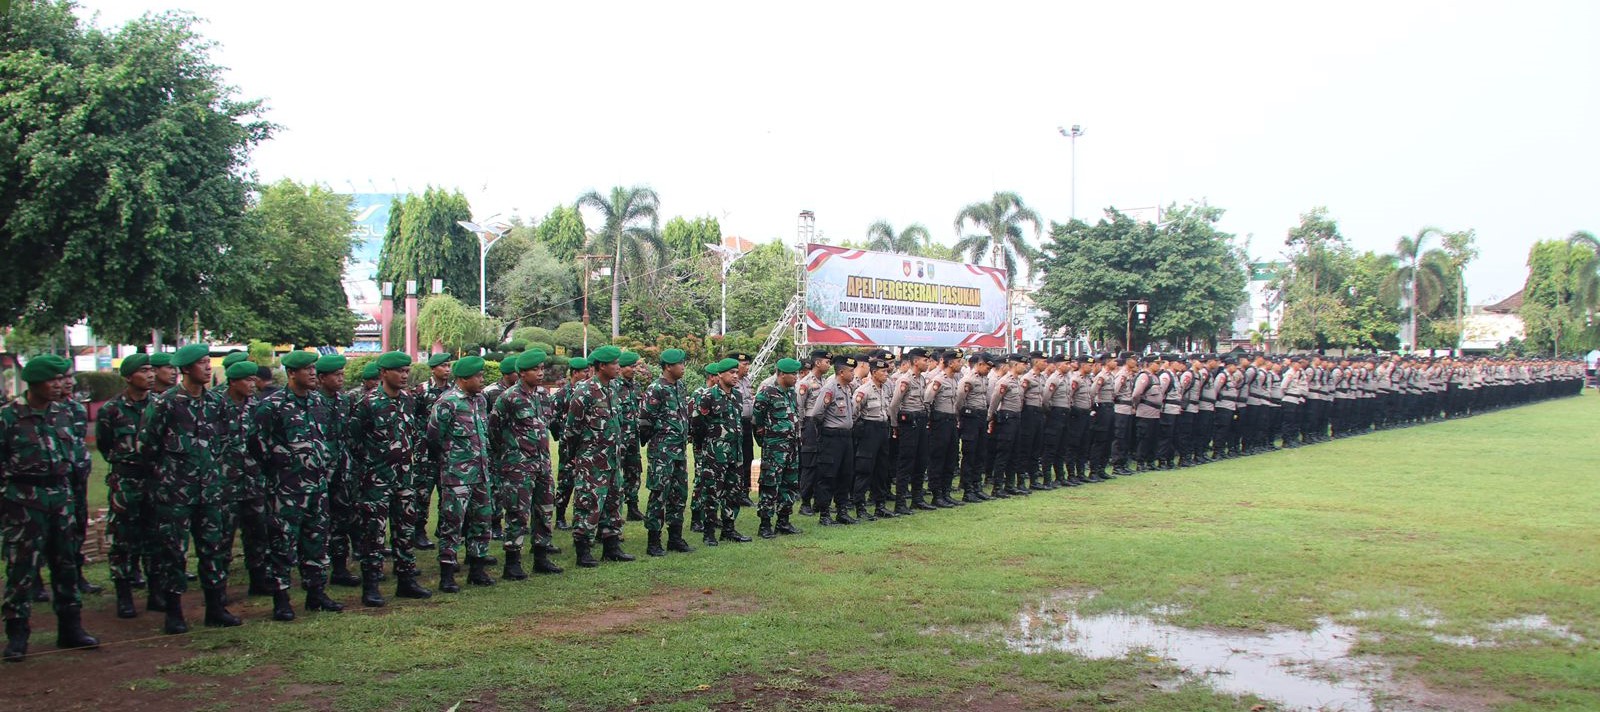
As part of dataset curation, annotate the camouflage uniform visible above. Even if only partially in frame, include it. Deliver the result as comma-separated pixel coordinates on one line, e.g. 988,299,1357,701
217,391,270,587
688,383,714,531
481,377,514,530
94,393,154,584
59,399,92,574
410,379,450,538
490,383,551,554
692,384,742,532
321,388,359,576
140,385,230,595
427,387,492,566
551,383,577,525
1,399,82,621
752,381,800,522
253,388,335,591
639,376,691,534
349,386,421,578
615,376,644,515
563,379,621,545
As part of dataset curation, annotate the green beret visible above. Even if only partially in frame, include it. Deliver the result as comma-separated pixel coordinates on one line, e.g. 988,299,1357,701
427,353,452,368
659,348,687,365
226,361,259,381
39,354,69,371
776,358,802,374
705,361,724,376
717,357,738,372
149,353,173,367
568,357,589,370
221,351,249,367
173,344,210,368
517,349,548,371
281,351,319,370
315,354,347,374
361,361,380,380
501,355,520,374
619,351,640,367
452,356,485,379
375,351,412,370
119,353,151,377
20,359,61,383
589,345,621,364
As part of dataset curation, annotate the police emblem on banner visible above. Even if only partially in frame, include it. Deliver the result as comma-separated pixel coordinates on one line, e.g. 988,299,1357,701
902,260,912,277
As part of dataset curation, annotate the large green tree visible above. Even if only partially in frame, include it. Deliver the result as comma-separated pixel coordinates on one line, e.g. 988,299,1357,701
492,242,579,329
576,185,664,338
1274,208,1357,350
660,215,722,260
1520,237,1599,356
416,293,499,356
865,220,931,255
376,187,476,301
1380,227,1450,350
0,2,271,342
1034,203,1247,349
532,203,586,263
203,180,358,344
953,191,1042,286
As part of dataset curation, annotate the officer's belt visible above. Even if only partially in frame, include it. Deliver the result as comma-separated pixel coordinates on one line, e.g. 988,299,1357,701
897,411,928,421
929,411,957,421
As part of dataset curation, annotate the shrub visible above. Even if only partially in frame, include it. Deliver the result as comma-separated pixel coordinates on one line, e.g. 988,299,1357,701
75,371,124,402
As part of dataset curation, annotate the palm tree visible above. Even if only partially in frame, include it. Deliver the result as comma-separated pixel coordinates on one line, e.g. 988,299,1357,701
1440,230,1479,352
1567,231,1600,344
952,191,1042,286
1381,227,1448,351
865,221,932,255
576,185,664,338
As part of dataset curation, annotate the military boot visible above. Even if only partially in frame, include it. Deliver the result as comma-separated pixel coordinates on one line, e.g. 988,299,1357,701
646,531,667,557
575,538,600,568
3,619,28,662
502,550,528,581
962,487,983,504
626,504,645,522
330,555,360,588
873,502,895,519
306,586,345,612
834,509,857,525
914,492,938,510
775,514,803,535
702,524,720,546
817,511,834,526
271,590,295,621
131,569,147,590
532,547,564,574
54,607,99,650
893,499,913,516
666,525,694,553
203,587,241,627
413,531,435,550
467,557,497,586
758,517,776,539
247,566,273,596
438,563,462,593
395,574,433,599
29,581,48,603
720,523,752,543
114,579,137,619
601,536,637,561
162,591,188,634
361,568,387,607
75,571,102,595
858,504,876,522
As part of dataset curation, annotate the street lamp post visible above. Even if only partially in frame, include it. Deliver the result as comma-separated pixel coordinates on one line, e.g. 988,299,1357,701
706,242,748,336
457,217,511,316
1058,124,1084,221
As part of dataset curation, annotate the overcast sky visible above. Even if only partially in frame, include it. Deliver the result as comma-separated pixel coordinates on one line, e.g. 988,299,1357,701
77,0,1598,303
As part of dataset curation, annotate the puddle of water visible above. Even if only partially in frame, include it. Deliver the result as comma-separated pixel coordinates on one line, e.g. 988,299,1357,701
1008,601,1384,712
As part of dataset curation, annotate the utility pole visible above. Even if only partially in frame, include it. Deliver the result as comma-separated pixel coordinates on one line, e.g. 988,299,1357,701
578,254,611,355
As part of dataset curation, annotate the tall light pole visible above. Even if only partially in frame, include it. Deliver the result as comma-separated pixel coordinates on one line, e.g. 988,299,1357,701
457,216,511,315
706,242,748,336
1058,124,1084,221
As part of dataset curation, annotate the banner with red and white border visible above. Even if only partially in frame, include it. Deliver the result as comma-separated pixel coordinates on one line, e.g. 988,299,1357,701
804,243,1008,347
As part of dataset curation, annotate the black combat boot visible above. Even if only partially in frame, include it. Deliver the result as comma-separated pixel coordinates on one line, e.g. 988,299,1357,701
75,571,102,595
502,550,528,580
306,586,345,612
395,574,433,599
775,514,803,535
601,536,637,561
467,557,496,586
3,619,28,662
666,525,693,553
720,524,752,543
702,523,720,546
858,504,876,522
758,517,776,539
574,538,600,568
438,563,461,593
55,607,99,649
114,579,137,619
834,509,857,525
30,581,48,603
361,568,387,607
646,531,666,557
532,547,564,574
893,499,913,516
330,555,360,587
203,587,241,627
413,531,436,550
874,503,896,519
914,492,938,510
247,566,273,596
131,569,147,590
162,591,188,634
626,504,645,522
817,511,834,527
271,589,295,621
990,484,1009,499
962,488,983,503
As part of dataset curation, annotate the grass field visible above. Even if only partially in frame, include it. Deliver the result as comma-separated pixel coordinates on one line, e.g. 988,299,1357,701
20,391,1600,711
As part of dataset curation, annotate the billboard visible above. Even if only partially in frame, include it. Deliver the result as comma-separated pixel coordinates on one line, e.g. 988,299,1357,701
804,244,1008,348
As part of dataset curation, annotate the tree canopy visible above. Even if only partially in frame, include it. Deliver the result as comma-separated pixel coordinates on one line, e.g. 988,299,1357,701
377,187,476,301
953,191,1041,286
661,215,722,260
1519,237,1599,356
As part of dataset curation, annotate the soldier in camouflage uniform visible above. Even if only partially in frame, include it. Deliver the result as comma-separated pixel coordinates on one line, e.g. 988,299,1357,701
410,353,453,550
564,346,634,567
481,360,518,540
348,352,432,606
616,352,646,522
3,358,98,662
47,357,100,596
753,358,804,539
640,349,692,557
695,357,749,546
552,358,589,530
427,356,496,591
254,350,344,622
489,349,564,578
317,355,363,589
216,361,272,602
140,344,240,632
96,354,155,618
688,361,719,537
360,361,380,392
